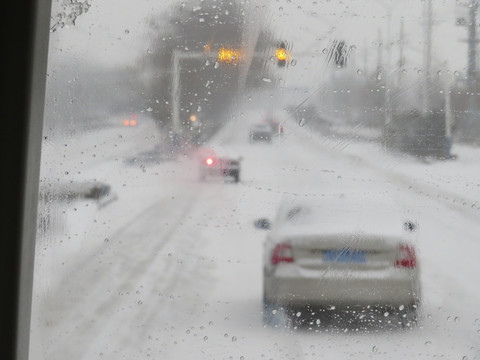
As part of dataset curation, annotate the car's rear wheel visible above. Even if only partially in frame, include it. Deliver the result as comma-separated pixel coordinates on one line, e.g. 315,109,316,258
398,305,419,329
262,289,292,328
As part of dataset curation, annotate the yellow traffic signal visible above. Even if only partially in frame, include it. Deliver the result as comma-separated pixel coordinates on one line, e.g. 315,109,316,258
276,48,288,61
276,42,291,67
217,47,243,64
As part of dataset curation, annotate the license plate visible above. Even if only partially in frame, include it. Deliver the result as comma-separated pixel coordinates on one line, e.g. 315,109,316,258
323,249,366,263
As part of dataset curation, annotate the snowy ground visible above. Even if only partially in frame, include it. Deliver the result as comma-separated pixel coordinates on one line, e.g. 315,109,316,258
30,109,480,360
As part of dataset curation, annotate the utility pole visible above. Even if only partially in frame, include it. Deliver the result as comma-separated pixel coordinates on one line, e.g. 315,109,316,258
363,39,368,76
376,29,383,79
398,18,405,86
456,0,478,136
467,0,478,89
422,0,433,114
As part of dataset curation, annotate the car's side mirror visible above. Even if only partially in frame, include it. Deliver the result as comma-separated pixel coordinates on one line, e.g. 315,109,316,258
254,218,271,230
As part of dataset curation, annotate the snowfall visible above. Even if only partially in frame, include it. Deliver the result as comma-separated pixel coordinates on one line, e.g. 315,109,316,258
29,101,480,360
29,0,480,359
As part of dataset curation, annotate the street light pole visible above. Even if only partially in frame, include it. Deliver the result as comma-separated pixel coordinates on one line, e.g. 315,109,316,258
171,49,207,134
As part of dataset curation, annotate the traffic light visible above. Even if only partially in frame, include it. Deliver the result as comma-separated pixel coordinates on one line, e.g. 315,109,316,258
276,42,290,67
217,46,242,64
334,40,347,68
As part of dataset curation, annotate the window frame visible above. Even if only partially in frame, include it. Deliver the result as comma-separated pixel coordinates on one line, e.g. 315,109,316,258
0,1,51,359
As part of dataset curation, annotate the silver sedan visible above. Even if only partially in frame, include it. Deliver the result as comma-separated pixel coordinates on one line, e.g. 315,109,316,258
257,198,421,330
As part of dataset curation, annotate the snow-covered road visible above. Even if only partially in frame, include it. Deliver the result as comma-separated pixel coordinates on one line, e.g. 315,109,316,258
30,110,480,360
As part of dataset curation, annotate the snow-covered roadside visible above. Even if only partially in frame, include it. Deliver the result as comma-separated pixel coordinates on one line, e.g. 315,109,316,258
294,118,480,213
30,108,480,360
35,115,175,294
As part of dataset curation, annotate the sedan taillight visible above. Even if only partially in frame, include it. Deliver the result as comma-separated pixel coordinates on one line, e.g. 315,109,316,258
271,243,294,265
395,244,417,268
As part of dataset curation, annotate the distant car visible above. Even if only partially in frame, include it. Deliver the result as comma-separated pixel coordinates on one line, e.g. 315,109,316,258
199,155,241,183
265,117,280,133
256,198,421,329
265,118,285,137
249,124,272,143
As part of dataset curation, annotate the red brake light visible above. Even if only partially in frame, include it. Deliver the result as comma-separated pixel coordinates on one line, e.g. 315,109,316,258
271,243,294,265
395,244,417,268
205,157,214,166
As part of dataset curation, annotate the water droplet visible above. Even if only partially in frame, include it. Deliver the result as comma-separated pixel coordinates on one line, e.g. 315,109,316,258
224,333,229,338
399,305,404,311
214,62,220,69
296,312,301,317
232,336,237,342
124,29,129,35
203,336,208,341
186,329,190,334
357,69,362,75
372,346,378,353
291,59,297,66
425,341,432,346
322,48,328,54
299,118,306,127
205,59,210,66
454,70,460,76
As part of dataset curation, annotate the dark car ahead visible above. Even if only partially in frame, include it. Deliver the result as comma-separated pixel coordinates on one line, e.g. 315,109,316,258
249,124,272,143
199,155,241,183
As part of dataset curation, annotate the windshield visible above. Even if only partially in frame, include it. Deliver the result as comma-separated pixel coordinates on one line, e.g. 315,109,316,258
31,0,480,359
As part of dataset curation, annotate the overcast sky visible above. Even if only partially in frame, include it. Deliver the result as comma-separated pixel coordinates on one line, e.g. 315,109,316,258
48,0,470,82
